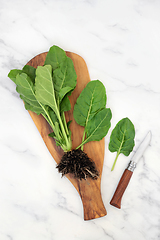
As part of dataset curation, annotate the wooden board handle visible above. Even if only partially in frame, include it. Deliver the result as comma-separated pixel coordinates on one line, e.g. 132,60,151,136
77,177,107,220
110,169,133,209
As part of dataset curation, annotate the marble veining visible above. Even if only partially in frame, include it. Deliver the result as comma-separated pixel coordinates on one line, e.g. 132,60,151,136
0,0,160,239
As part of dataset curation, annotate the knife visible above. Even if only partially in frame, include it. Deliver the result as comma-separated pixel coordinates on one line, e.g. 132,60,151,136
110,131,152,209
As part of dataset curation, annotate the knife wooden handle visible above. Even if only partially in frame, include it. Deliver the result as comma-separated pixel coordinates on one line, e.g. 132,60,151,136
110,169,133,209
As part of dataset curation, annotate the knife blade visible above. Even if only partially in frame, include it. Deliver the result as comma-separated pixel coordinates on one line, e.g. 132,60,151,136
110,131,152,209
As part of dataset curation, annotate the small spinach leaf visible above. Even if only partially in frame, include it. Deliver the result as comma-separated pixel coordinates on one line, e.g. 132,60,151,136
8,69,22,84
60,94,71,112
22,65,36,83
109,117,135,171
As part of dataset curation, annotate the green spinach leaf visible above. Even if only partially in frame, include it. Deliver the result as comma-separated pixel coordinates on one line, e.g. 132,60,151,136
60,93,72,112
8,69,22,84
78,108,112,147
109,117,135,171
22,65,36,83
16,73,46,115
44,45,67,70
53,56,77,107
35,65,58,112
74,80,107,126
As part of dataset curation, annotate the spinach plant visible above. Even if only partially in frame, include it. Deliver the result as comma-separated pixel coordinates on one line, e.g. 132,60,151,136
109,117,135,171
8,44,135,179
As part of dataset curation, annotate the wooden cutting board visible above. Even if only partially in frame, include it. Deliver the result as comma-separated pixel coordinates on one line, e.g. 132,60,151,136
27,51,107,220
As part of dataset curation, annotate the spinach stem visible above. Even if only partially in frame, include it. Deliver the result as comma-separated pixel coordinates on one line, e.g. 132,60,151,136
81,131,86,151
111,133,125,171
42,113,53,129
111,152,119,171
62,112,69,135
46,114,55,131
76,140,86,150
40,105,56,132
57,110,71,151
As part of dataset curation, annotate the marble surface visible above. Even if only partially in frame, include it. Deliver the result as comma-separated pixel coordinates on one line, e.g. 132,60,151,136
0,0,160,239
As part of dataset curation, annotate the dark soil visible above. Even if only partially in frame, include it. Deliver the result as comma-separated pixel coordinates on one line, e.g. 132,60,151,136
56,149,99,180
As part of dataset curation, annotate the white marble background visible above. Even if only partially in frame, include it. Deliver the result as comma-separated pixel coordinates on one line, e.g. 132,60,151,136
0,0,160,239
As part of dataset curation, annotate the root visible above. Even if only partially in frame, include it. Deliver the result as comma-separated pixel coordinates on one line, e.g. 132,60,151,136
56,149,99,180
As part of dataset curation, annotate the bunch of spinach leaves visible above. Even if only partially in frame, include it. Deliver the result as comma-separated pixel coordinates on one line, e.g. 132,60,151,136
8,45,77,152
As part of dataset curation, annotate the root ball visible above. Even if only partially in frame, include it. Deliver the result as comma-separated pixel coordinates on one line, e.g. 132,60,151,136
56,149,99,180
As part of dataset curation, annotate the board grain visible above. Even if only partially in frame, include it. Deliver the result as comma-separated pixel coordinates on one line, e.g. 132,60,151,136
27,51,107,220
